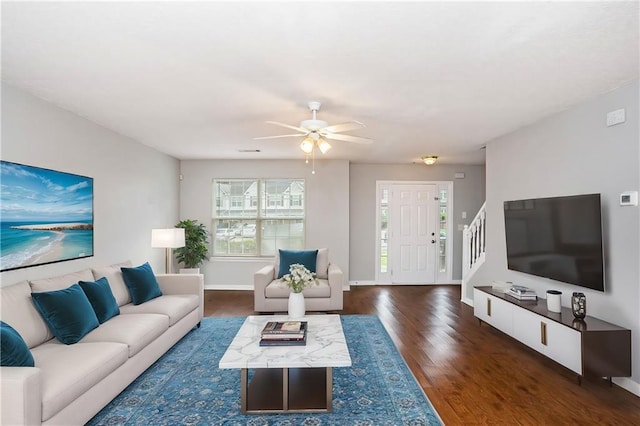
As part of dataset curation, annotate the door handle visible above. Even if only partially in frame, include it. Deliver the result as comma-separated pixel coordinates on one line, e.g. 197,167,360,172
431,240,436,243
487,298,492,317
540,322,547,346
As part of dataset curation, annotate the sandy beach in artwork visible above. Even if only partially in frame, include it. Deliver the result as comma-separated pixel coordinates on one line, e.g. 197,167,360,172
11,223,93,231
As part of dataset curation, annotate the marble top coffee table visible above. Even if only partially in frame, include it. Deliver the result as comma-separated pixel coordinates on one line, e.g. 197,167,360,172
219,314,351,413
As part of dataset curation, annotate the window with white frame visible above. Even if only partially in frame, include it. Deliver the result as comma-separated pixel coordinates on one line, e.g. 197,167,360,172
213,179,305,256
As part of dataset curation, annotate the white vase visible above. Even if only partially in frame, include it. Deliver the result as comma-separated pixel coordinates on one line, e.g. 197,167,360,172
288,292,305,319
179,268,200,274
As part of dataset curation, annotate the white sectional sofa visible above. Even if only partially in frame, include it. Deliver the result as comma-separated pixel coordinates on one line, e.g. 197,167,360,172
0,261,204,425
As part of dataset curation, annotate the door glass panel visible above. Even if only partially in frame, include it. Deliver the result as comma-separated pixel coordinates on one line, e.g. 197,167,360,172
439,189,448,273
380,189,389,273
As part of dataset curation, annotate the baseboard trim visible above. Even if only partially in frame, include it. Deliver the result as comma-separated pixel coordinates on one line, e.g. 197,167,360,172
349,280,377,286
461,296,474,307
205,284,253,291
613,377,640,397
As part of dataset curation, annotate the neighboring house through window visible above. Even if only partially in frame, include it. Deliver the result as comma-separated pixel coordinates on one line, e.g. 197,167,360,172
213,179,305,256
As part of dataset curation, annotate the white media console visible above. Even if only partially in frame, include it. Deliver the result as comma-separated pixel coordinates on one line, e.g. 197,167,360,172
473,286,631,385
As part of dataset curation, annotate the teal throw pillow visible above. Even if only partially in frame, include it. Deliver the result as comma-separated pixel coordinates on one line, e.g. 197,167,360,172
79,277,120,323
278,249,318,279
121,262,162,305
31,284,100,345
0,321,35,367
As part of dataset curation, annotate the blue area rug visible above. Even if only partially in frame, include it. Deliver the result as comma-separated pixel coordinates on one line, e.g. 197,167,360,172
88,315,442,425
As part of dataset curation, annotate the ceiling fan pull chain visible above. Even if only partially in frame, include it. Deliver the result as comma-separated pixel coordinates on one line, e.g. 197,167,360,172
311,147,316,174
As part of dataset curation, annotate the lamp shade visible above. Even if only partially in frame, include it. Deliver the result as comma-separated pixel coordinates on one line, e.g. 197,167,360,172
151,228,185,248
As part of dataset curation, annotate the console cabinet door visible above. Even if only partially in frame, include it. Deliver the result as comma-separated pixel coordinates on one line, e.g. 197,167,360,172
511,307,546,353
544,320,582,374
473,289,512,335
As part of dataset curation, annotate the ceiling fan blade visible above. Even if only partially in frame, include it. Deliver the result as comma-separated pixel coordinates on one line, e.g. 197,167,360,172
265,121,309,133
323,132,373,144
253,133,306,140
321,121,365,134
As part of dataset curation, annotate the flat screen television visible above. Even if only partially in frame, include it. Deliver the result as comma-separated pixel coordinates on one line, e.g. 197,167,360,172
503,193,604,291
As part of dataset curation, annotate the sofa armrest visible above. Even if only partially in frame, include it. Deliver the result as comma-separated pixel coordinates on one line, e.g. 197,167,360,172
327,263,344,310
156,274,204,321
1,366,42,426
254,265,275,312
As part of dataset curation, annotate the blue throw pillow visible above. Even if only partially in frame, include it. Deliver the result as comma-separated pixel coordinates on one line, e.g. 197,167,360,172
31,284,100,345
278,249,319,279
0,321,35,367
79,277,120,323
121,262,162,305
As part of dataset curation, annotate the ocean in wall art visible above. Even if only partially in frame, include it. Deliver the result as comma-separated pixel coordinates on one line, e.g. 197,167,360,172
1,161,94,272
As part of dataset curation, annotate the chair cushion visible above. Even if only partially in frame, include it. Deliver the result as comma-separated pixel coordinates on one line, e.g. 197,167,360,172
265,278,331,299
32,340,128,422
119,294,199,326
92,261,133,306
79,277,120,323
80,313,168,357
121,262,162,305
277,249,318,278
0,280,53,348
31,284,100,345
0,321,35,367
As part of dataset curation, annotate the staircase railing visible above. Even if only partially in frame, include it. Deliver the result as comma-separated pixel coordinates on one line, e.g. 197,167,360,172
462,201,486,292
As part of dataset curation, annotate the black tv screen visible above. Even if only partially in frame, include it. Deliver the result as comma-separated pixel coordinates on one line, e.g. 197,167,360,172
504,194,604,291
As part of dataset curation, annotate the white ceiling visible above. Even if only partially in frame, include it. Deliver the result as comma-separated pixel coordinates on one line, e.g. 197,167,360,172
2,1,638,165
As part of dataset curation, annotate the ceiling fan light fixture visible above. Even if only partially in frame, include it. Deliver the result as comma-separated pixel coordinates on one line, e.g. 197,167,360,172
318,139,332,154
422,156,438,165
300,137,314,154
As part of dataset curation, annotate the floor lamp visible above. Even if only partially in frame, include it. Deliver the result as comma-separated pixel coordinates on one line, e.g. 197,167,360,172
151,228,185,273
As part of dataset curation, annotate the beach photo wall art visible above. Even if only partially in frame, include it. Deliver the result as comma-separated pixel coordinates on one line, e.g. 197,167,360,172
1,161,94,272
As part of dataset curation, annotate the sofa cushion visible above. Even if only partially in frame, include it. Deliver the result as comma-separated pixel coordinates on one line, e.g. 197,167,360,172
121,262,162,305
0,321,35,367
79,277,120,323
80,313,168,357
29,269,94,293
119,294,199,326
31,340,128,422
31,284,100,345
316,248,329,279
277,249,318,278
265,278,331,299
92,261,133,307
0,280,53,347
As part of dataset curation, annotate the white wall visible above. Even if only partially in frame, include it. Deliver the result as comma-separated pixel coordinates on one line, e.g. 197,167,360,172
349,163,486,281
1,84,180,286
470,80,639,391
179,159,350,289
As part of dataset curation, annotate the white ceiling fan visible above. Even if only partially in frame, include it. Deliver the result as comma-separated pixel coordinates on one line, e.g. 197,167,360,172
254,101,372,155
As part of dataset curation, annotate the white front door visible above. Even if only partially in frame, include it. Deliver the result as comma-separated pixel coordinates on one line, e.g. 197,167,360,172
389,184,438,284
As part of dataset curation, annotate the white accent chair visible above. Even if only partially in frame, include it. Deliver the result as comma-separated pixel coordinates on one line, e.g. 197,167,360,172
254,248,344,312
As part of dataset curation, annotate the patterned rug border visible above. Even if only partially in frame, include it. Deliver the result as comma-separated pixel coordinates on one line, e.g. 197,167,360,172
88,314,443,425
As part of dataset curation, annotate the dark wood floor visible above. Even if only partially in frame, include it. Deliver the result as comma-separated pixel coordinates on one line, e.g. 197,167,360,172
205,285,640,425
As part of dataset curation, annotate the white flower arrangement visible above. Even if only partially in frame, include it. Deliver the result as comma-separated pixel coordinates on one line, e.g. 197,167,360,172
282,263,317,293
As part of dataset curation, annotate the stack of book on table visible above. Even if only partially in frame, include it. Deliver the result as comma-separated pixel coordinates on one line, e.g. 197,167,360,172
259,320,308,346
507,285,537,301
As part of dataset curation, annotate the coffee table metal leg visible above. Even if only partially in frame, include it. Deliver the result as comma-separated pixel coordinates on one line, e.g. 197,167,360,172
282,368,289,411
326,367,333,412
240,368,248,414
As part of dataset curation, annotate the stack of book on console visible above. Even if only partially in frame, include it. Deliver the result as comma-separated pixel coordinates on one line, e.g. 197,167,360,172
507,285,537,301
259,320,308,346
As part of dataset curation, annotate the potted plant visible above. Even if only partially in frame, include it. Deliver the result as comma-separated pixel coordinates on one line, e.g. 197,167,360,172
174,219,210,273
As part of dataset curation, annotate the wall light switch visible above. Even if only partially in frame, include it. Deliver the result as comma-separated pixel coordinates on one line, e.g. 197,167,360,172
462,211,467,219
607,109,626,127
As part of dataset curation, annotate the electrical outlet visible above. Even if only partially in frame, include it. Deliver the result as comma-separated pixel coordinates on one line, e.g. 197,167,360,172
606,109,625,127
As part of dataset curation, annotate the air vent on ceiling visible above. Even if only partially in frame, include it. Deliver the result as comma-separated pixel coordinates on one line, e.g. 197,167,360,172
238,149,261,153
